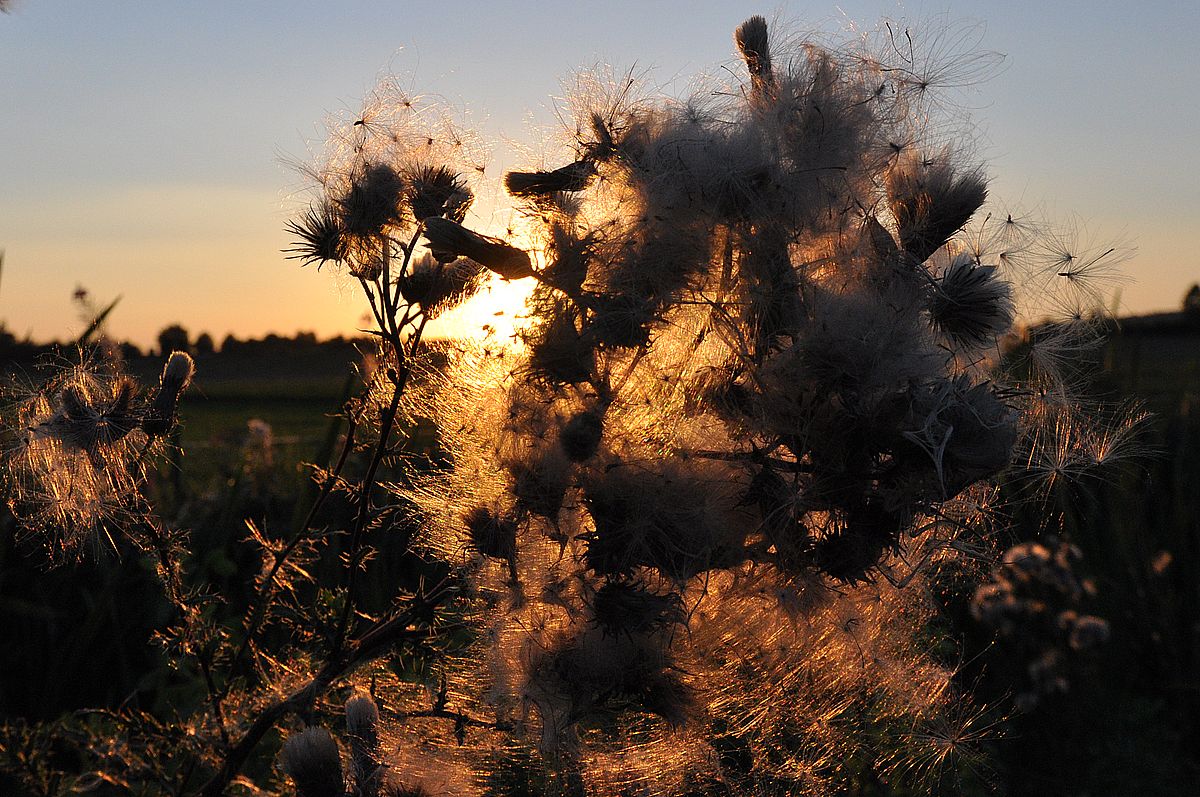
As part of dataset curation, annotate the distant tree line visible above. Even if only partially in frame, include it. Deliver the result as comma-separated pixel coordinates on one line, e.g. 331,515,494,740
0,323,370,365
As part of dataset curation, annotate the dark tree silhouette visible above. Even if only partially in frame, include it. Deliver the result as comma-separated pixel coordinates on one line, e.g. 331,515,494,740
194,332,215,355
156,324,190,356
1183,284,1200,315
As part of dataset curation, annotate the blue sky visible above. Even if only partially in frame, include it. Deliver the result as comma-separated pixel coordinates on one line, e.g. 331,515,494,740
1,0,1197,347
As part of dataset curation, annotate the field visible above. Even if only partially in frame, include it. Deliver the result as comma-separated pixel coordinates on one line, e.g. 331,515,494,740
5,327,1198,794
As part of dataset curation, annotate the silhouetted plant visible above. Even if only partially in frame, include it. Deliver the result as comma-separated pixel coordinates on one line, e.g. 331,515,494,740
0,12,1143,797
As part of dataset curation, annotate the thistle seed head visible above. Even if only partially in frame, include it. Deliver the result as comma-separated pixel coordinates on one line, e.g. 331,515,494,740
591,580,685,636
540,222,593,296
509,448,571,520
465,506,517,561
901,377,1017,499
930,254,1014,347
582,293,654,349
558,409,604,462
339,162,407,237
399,254,486,318
280,727,345,797
284,201,346,268
887,153,988,264
407,164,472,222
525,303,594,385
40,378,140,453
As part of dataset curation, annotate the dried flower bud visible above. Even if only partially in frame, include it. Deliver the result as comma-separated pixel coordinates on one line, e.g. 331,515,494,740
281,727,345,797
735,15,774,94
142,351,195,437
505,160,595,197
161,351,195,395
421,217,533,279
528,630,694,734
887,154,988,263
581,462,749,580
346,693,383,797
465,507,517,561
930,254,1014,347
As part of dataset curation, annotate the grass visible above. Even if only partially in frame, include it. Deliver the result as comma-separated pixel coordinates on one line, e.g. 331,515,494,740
175,395,345,485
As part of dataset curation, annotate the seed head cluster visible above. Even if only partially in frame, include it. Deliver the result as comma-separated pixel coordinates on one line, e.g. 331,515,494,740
3,352,194,558
357,15,1137,794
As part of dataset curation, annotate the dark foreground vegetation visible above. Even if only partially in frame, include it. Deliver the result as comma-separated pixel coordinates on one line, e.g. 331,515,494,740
1,322,1197,795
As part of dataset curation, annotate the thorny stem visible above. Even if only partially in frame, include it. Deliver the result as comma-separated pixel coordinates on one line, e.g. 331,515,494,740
360,281,389,334
195,580,458,797
381,236,394,324
134,517,235,752
390,228,426,312
220,409,359,697
334,311,431,653
197,654,232,751
207,221,432,787
183,227,442,794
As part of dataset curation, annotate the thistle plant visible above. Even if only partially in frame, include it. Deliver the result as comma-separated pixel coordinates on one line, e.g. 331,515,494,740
371,15,1137,794
4,351,194,559
0,12,1143,797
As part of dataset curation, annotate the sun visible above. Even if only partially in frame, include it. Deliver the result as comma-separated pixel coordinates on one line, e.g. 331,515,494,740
426,272,535,342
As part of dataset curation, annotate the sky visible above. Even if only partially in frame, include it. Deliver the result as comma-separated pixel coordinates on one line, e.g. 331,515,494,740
1,0,1197,349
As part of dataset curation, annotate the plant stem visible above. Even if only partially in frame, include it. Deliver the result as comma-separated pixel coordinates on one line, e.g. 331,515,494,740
195,581,455,797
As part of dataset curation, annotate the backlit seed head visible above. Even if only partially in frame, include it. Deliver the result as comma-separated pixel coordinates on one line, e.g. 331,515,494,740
284,201,346,268
407,164,473,222
929,254,1014,348
399,255,486,319
558,410,604,462
280,727,345,797
887,153,989,264
339,162,407,237
465,506,517,561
